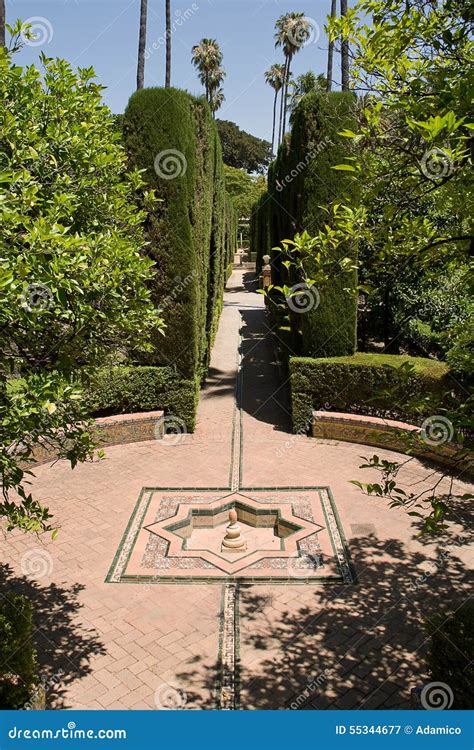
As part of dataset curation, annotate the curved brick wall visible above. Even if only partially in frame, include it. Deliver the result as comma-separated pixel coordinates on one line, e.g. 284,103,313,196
28,411,165,468
312,411,474,477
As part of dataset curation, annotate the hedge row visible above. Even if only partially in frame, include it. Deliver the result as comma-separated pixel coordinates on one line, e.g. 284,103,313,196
123,88,237,387
250,92,359,357
87,366,199,431
289,353,451,433
0,594,37,709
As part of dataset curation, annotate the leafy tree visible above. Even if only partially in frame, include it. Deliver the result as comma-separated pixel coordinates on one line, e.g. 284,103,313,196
0,46,163,533
224,166,266,218
137,0,148,89
216,119,272,173
324,0,473,533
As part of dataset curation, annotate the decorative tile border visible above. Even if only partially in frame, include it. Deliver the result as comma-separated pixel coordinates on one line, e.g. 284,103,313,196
106,487,355,585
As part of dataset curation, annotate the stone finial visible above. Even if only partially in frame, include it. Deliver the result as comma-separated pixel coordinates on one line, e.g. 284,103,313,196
221,507,247,553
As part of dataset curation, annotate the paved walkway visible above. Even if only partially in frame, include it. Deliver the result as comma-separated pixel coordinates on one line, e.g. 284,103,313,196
1,270,472,710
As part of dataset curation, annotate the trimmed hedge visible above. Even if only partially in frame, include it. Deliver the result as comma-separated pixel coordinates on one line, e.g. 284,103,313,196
0,594,37,709
289,353,451,433
87,366,198,431
425,601,473,709
250,92,359,356
123,88,236,383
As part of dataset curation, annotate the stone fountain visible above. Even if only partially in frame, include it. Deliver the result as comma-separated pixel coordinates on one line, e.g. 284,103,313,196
221,508,247,553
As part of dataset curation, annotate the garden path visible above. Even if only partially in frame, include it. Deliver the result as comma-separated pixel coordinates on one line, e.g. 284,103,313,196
1,270,472,710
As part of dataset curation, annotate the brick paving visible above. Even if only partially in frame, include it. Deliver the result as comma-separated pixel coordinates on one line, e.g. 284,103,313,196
1,270,472,710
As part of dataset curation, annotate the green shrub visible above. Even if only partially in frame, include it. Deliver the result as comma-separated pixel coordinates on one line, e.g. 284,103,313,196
251,92,359,356
404,319,442,356
424,601,473,709
0,594,37,709
289,353,451,433
87,366,198,431
123,88,236,382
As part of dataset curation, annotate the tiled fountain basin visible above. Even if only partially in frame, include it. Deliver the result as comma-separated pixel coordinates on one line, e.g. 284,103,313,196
107,488,354,583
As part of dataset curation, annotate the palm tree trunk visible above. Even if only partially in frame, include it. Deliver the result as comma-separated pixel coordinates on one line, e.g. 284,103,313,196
282,54,292,138
0,0,6,48
278,57,288,147
271,88,278,154
340,0,350,91
165,0,171,87
136,0,148,90
326,0,337,91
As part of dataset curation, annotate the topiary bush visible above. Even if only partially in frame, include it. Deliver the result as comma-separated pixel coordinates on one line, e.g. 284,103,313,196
86,366,198,431
289,353,452,433
251,92,359,357
424,601,473,709
123,88,236,384
0,594,37,709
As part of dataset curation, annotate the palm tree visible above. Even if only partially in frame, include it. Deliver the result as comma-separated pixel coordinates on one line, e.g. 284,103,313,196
289,71,327,112
326,0,337,91
0,0,6,48
264,64,285,154
340,0,350,91
209,88,225,116
165,0,171,87
191,39,225,106
274,12,311,144
136,0,148,90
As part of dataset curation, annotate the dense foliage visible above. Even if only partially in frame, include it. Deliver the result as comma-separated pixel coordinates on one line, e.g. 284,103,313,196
123,87,237,385
224,166,266,218
0,49,162,532
87,366,198,430
424,600,473,709
216,119,272,173
289,354,451,433
252,92,360,357
0,594,37,709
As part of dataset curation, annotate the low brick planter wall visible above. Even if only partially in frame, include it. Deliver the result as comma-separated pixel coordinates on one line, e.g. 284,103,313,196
312,411,474,477
28,411,165,467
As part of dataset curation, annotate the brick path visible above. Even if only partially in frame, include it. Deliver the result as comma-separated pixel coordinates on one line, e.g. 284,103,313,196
1,270,472,710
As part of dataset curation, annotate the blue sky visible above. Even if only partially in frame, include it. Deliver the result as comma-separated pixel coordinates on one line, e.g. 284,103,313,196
7,0,343,143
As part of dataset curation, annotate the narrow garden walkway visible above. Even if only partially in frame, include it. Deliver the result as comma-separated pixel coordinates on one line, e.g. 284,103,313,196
2,270,472,710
